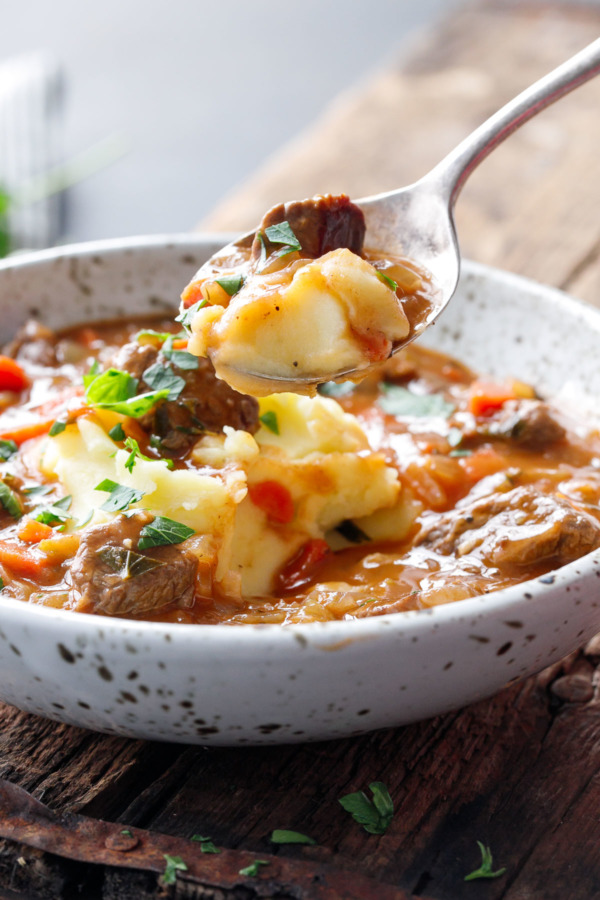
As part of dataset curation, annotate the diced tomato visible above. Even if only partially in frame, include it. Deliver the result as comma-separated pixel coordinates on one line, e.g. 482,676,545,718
276,539,331,593
0,356,29,392
17,518,54,544
248,480,295,524
468,381,518,417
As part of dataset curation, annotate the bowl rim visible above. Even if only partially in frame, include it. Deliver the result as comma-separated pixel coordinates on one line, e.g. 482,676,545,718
1,234,599,647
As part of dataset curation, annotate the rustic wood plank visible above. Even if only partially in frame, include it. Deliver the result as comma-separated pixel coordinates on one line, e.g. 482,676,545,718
201,2,600,307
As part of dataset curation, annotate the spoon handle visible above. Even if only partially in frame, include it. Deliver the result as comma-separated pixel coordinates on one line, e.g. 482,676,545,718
428,37,600,206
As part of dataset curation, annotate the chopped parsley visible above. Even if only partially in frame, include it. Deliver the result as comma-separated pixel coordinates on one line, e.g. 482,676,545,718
464,842,506,882
165,349,198,371
142,362,185,401
256,231,268,271
270,830,316,846
121,829,133,837
176,299,208,333
318,381,355,398
339,782,394,835
85,367,170,418
259,411,279,435
95,479,145,513
122,437,174,473
378,384,455,419
49,420,67,437
376,271,399,291
0,481,22,520
336,520,370,544
134,328,172,344
98,546,164,579
238,860,269,878
450,449,472,458
447,427,463,448
0,439,18,461
191,834,220,853
138,515,195,550
23,484,53,499
108,423,126,442
264,221,302,253
215,274,244,296
82,358,101,388
162,854,188,885
33,494,72,527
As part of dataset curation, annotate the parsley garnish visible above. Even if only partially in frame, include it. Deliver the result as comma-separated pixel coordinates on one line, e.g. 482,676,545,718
23,484,53,499
49,420,67,437
138,516,195,550
122,436,173,472
134,328,172,344
191,834,220,853
0,439,17,461
162,854,188,885
108,423,126,442
165,349,198,371
142,362,185,401
33,494,72,527
464,842,506,882
95,479,145,513
339,782,394,835
176,299,208,333
270,830,316,845
121,829,133,837
85,367,170,418
215,274,244,296
259,411,279,435
98,546,164,579
318,381,355,398
82,358,101,388
378,384,455,419
450,449,472,458
264,221,302,253
239,860,269,878
256,232,268,271
0,481,22,519
336,520,370,544
447,427,463,448
376,271,398,291
0,575,4,590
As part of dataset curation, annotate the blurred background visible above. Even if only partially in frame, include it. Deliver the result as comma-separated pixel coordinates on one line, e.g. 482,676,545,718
0,0,462,253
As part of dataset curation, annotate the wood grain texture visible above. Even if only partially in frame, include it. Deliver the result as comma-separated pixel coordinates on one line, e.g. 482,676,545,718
201,2,600,307
2,3,600,898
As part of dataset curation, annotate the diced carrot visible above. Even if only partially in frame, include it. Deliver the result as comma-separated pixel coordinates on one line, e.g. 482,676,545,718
77,327,99,347
181,280,205,308
0,420,54,445
0,540,51,577
468,381,518,417
248,480,295,524
0,356,29,392
460,446,506,482
171,338,189,350
17,517,54,544
276,539,331,593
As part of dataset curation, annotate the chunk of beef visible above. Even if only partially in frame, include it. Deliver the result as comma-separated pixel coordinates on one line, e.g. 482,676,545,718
111,341,259,452
491,400,566,449
417,486,600,568
70,511,198,616
251,194,366,262
4,319,57,367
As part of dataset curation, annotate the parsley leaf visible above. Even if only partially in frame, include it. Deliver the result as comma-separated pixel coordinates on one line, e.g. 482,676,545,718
447,427,463,448
49,420,67,437
336,520,370,544
0,439,18,461
23,484,53,499
256,232,268,271
339,781,394,835
239,860,269,878
265,221,302,252
134,328,172,344
318,381,355,398
33,494,72,526
85,367,170,418
464,842,506,882
215,274,244,296
376,271,399,291
108,423,126,442
162,854,187,885
98,546,165,579
0,575,4,590
378,384,455,419
95,479,145,513
0,481,22,519
176,299,208,333
82,358,101,388
259,411,279,435
138,516,195,550
191,834,220,853
166,349,199,370
142,362,185,401
122,436,173,472
270,830,316,845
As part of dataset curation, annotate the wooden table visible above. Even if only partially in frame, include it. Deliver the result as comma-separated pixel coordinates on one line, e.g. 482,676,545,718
1,4,600,898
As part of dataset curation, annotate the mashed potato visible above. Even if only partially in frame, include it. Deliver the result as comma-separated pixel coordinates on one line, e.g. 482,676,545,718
40,394,404,597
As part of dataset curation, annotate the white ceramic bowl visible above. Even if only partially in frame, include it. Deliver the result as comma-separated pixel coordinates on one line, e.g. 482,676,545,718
0,236,599,746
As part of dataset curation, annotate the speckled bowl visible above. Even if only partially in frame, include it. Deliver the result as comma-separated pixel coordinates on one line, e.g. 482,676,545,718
0,236,598,746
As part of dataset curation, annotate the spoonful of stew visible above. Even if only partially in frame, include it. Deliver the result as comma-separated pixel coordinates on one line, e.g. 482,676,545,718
181,38,600,396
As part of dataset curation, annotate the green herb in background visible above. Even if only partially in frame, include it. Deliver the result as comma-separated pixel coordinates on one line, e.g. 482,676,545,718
162,854,188,885
270,829,316,845
339,781,394,835
0,481,22,520
191,834,220,853
464,842,506,882
239,860,269,878
0,439,18,461
378,384,455,419
0,189,11,258
318,381,355,399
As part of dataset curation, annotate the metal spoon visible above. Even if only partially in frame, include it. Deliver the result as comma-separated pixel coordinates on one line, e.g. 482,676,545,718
199,38,600,391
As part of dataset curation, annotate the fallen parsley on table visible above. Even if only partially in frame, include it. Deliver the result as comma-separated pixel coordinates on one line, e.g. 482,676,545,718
339,781,394,835
239,859,269,878
162,853,188,885
270,829,316,845
464,841,506,881
191,834,220,854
